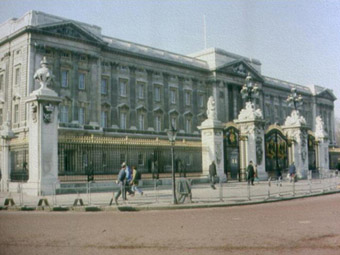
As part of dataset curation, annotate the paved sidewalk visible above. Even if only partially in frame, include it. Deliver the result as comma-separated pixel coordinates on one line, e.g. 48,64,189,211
0,177,339,212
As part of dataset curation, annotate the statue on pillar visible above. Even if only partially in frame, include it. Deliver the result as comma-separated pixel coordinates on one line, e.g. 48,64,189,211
315,116,327,139
207,96,217,120
33,57,54,90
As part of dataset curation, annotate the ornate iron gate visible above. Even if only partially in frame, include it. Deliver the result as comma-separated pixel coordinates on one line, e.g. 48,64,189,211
308,134,316,171
265,129,288,175
224,126,240,180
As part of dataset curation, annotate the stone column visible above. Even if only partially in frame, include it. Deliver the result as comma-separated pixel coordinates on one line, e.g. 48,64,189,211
198,96,225,180
235,102,267,181
0,119,15,191
315,116,329,173
282,110,309,178
24,57,61,196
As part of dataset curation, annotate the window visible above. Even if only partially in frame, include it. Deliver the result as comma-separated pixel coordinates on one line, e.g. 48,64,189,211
138,153,144,166
138,82,145,99
101,78,108,95
154,86,161,102
78,107,85,125
101,111,107,128
0,109,3,125
171,116,177,130
78,73,85,90
185,91,191,106
62,51,70,58
199,94,204,107
15,67,20,86
120,112,127,129
60,105,69,123
14,104,19,123
170,89,176,104
138,114,144,131
119,78,128,97
185,118,192,133
0,73,4,91
155,115,161,132
61,70,69,88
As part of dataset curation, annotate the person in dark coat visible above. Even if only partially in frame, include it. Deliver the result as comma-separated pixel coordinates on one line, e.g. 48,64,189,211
114,163,127,205
289,162,296,182
247,160,255,185
209,161,217,189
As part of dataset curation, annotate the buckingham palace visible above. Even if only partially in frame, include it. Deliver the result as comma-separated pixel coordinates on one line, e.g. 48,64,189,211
0,10,337,185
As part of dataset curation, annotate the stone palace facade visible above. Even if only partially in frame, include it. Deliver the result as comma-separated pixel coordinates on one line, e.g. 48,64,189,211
0,11,336,182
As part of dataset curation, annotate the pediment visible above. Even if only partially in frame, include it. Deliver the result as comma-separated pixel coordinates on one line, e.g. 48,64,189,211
317,89,336,101
37,22,105,45
216,60,263,82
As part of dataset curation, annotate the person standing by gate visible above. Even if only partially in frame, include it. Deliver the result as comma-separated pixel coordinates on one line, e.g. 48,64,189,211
289,162,296,183
130,166,143,195
247,160,255,185
209,161,217,189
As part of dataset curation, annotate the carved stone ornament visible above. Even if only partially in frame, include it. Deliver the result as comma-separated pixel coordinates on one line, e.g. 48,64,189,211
315,116,327,139
237,102,263,122
34,57,54,90
31,102,38,123
284,110,306,127
207,96,217,120
43,103,54,124
256,136,263,165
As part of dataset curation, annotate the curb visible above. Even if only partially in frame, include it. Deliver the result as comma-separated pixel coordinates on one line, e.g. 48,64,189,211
1,190,339,212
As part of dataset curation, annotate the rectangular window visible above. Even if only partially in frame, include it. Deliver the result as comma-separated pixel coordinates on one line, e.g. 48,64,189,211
154,86,161,102
199,94,204,107
170,89,176,104
155,115,161,132
171,117,177,130
15,67,20,86
185,91,191,106
14,104,19,123
0,109,3,125
61,70,69,88
101,111,107,128
185,118,191,133
78,73,85,90
78,107,85,125
138,114,144,131
101,78,108,95
0,73,4,91
138,153,144,166
138,82,145,99
120,112,126,129
119,78,127,97
60,105,69,123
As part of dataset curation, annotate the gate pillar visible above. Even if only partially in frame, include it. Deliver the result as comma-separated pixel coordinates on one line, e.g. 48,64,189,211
24,57,61,196
283,110,309,178
315,116,329,173
0,117,15,191
198,96,226,181
235,102,266,181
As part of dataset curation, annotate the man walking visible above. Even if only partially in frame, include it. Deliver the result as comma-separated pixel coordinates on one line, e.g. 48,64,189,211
247,160,255,185
209,161,217,189
114,162,127,205
289,162,296,183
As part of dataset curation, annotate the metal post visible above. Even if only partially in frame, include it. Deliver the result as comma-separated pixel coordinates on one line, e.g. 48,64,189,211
219,179,223,202
19,183,23,206
292,179,295,196
267,177,271,199
171,145,177,204
247,183,251,200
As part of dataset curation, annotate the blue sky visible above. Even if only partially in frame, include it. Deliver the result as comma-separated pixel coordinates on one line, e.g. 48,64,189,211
1,0,339,117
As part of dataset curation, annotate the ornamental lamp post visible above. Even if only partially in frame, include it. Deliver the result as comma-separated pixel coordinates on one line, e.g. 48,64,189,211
240,73,260,103
167,124,178,205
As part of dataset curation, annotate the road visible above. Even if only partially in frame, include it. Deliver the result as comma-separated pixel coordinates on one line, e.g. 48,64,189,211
0,194,339,255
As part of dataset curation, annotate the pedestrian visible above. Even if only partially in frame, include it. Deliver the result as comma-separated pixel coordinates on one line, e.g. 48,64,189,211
289,162,296,183
209,161,217,189
124,163,134,197
247,160,255,185
114,162,127,205
276,164,282,186
130,166,143,195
